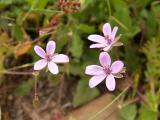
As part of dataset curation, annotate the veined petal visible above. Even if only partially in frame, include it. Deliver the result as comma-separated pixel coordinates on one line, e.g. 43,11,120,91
48,62,59,74
90,43,106,48
34,45,46,58
111,60,124,74
52,54,69,63
99,52,111,67
103,45,112,51
103,23,111,36
34,59,47,70
106,74,116,91
89,74,106,88
85,65,104,76
88,35,106,44
111,26,118,40
46,41,56,55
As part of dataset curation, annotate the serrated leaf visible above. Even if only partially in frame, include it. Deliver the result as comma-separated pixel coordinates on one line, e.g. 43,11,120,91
73,79,99,107
120,104,137,120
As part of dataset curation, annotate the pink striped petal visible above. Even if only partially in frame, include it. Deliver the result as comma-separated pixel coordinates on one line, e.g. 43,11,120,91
111,61,124,74
106,74,116,91
46,41,56,55
111,26,118,40
48,62,59,74
103,23,111,36
34,59,47,70
88,35,106,44
52,54,69,63
90,44,106,48
85,65,104,76
34,45,46,58
99,52,111,67
89,75,106,88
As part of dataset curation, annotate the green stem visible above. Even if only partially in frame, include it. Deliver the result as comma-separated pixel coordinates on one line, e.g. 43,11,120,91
21,0,39,24
107,0,111,17
31,9,62,14
87,85,130,120
110,16,129,31
0,70,34,75
8,63,34,70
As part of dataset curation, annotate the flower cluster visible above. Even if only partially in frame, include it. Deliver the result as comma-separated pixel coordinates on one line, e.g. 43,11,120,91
85,23,124,91
33,22,124,92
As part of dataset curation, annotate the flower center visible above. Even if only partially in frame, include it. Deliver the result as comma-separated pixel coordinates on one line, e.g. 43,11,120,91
103,66,111,75
104,35,112,45
45,54,52,62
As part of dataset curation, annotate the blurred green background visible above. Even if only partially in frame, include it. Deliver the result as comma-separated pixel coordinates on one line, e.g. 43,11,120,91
0,0,160,120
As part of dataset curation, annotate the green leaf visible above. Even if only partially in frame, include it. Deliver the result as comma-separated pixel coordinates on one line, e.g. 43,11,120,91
73,79,99,107
138,104,158,120
77,24,95,33
26,0,48,9
124,42,140,73
69,61,84,76
136,0,152,8
15,78,34,96
11,25,24,41
70,34,84,58
0,0,12,10
120,104,137,120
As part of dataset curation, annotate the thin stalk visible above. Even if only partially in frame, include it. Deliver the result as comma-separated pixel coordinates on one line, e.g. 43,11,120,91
21,0,39,24
107,0,111,17
8,63,34,70
87,85,130,120
1,70,34,75
110,16,129,31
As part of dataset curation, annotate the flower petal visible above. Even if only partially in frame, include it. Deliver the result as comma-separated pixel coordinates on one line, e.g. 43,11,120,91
46,41,56,55
89,75,106,88
106,74,116,91
111,26,118,40
103,23,111,36
85,65,104,76
99,52,111,67
111,60,124,74
52,54,69,63
48,62,59,74
34,45,46,58
103,45,112,51
34,59,47,70
90,43,106,48
88,35,106,44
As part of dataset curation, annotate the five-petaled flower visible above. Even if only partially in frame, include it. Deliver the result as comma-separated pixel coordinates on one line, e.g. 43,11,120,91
34,41,69,74
85,52,124,91
88,23,118,51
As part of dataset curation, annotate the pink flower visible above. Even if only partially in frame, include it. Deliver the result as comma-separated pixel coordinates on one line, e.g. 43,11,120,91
85,52,124,91
34,41,69,74
88,23,118,51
